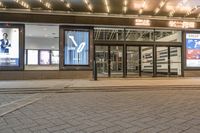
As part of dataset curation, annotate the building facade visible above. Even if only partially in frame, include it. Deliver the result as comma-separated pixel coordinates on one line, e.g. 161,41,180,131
0,12,200,79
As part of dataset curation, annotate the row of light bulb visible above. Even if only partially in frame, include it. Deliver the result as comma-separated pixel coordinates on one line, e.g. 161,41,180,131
15,0,29,9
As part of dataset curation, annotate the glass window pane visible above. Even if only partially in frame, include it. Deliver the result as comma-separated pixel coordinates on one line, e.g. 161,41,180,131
125,29,154,41
141,46,153,77
170,47,182,76
25,24,59,70
27,50,38,65
155,30,182,42
94,28,124,41
64,30,89,65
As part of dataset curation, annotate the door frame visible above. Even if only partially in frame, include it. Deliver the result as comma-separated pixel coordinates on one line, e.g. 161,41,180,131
95,44,124,78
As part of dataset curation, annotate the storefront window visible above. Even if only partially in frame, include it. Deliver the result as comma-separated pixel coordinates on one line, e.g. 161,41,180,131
125,29,154,41
94,28,124,41
25,24,59,70
155,30,182,42
64,30,89,65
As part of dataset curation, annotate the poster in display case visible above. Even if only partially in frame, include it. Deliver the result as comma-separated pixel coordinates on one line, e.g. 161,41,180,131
27,50,38,65
0,28,19,66
40,50,50,65
51,50,59,64
186,33,200,67
64,30,89,65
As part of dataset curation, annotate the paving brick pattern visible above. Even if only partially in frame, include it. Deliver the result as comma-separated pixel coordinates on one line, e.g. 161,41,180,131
1,90,200,133
0,94,29,106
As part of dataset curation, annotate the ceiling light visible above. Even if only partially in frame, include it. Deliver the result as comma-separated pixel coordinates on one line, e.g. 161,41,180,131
123,0,128,13
66,3,70,8
15,0,30,9
104,0,110,13
83,0,93,11
0,2,4,7
38,0,52,9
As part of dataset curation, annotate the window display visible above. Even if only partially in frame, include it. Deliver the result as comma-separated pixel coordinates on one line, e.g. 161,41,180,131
51,50,59,64
40,50,50,65
27,50,38,65
186,33,200,67
64,30,89,65
0,28,19,66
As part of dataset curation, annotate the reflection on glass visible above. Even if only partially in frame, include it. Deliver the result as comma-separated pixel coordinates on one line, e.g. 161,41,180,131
127,46,139,77
155,30,182,42
27,50,38,65
156,47,168,76
141,47,153,77
110,46,123,77
40,51,50,65
125,29,154,41
95,46,108,77
94,28,124,41
51,51,59,64
170,47,182,76
64,31,89,65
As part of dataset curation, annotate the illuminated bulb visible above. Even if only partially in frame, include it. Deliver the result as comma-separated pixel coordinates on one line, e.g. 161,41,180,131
142,0,146,8
88,4,92,11
139,9,143,14
107,6,110,12
66,3,70,8
123,6,127,12
155,8,160,14
105,0,108,6
124,0,127,5
159,1,165,7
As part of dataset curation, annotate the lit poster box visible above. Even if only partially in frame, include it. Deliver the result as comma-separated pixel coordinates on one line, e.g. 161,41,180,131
64,30,89,65
27,50,38,65
40,50,50,65
186,33,200,67
0,28,19,66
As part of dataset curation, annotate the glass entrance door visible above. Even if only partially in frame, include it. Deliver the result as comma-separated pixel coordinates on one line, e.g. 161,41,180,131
170,47,182,76
141,46,153,77
127,46,139,77
156,47,169,76
110,46,123,77
95,46,108,77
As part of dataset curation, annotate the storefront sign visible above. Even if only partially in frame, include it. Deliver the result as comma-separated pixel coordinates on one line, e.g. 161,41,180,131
169,21,195,28
186,33,200,67
0,28,19,66
135,19,150,26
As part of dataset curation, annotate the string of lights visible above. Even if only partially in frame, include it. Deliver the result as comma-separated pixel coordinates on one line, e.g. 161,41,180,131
123,0,128,13
83,0,93,12
154,0,167,14
15,0,30,9
104,0,110,13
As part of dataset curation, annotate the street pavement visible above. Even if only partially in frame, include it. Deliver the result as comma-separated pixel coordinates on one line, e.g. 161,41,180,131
1,90,200,133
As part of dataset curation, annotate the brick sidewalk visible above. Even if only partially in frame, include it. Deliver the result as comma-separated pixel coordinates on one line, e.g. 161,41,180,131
1,90,200,133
